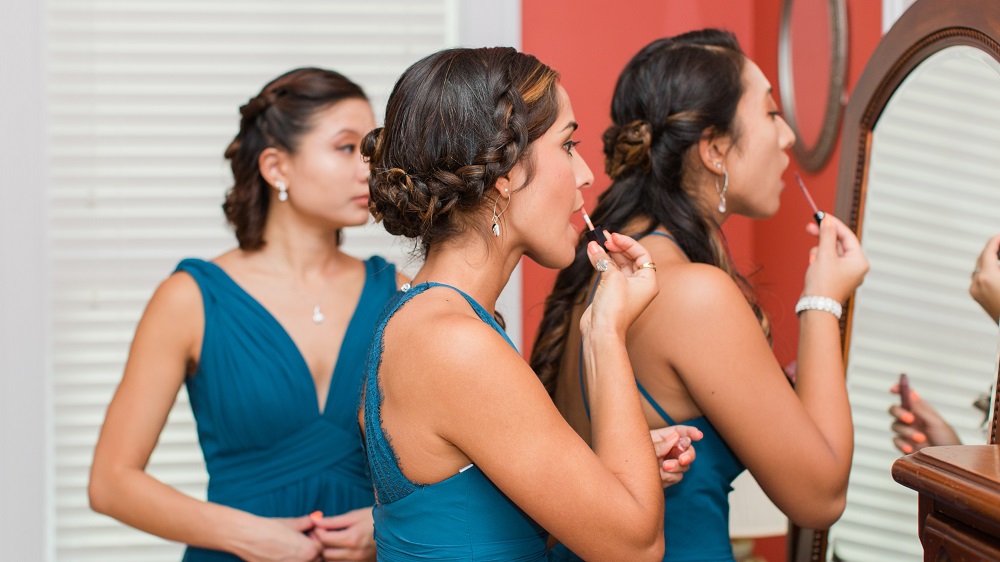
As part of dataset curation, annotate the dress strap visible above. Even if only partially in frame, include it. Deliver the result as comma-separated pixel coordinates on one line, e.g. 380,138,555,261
635,380,677,425
646,230,679,245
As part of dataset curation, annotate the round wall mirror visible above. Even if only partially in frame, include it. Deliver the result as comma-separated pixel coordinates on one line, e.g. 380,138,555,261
778,0,847,171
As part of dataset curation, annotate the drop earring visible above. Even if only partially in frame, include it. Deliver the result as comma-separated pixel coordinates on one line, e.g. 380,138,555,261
491,189,510,237
713,164,728,213
275,180,288,202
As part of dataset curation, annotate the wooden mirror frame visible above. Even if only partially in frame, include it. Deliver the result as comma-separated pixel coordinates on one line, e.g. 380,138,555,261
788,1,1000,560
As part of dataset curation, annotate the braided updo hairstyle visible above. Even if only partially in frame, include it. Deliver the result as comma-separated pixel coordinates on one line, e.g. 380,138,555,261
223,67,367,250
531,29,771,395
362,47,560,257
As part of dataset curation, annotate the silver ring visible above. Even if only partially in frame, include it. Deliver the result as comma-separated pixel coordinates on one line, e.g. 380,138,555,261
595,259,610,272
638,262,657,271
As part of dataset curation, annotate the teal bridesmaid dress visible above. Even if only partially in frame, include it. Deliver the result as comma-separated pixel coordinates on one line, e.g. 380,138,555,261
361,282,549,561
175,255,397,561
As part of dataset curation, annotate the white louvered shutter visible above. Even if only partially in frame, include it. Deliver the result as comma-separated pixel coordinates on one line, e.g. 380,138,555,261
47,2,459,560
827,46,1000,561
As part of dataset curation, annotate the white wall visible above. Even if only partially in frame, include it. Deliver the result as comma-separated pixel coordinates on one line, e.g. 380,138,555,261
0,0,49,559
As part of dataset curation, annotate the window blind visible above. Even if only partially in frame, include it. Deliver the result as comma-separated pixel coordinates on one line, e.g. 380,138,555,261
47,2,458,559
827,47,1000,561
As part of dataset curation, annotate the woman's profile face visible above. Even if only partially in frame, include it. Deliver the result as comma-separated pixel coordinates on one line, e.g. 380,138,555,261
281,98,376,229
506,83,594,269
723,59,796,219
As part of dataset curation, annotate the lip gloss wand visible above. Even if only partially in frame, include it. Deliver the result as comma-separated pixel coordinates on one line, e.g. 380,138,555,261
794,172,825,226
580,205,608,251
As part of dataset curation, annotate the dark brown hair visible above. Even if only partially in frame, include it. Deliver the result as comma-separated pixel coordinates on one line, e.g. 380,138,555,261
361,47,560,257
223,67,367,250
531,29,771,395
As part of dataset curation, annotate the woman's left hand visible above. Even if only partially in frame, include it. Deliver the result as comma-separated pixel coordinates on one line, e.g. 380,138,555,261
650,425,703,487
308,508,376,562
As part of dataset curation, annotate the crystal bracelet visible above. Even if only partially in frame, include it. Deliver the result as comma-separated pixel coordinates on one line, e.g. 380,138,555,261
795,296,843,320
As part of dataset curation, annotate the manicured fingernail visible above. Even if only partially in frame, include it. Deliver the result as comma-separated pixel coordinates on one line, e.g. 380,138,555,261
902,444,913,454
911,390,920,401
913,432,926,443
901,412,914,424
678,437,691,451
310,511,323,521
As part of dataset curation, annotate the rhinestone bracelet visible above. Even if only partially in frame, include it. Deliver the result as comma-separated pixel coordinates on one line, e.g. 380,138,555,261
795,296,843,320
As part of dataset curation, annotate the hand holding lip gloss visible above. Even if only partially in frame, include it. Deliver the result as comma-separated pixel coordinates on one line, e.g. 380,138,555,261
580,205,608,251
898,373,912,411
795,172,825,226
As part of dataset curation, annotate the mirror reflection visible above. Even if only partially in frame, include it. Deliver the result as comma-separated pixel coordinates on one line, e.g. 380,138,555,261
787,0,832,149
828,45,1000,561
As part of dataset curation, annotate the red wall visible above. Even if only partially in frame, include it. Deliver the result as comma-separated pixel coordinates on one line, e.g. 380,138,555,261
520,0,883,369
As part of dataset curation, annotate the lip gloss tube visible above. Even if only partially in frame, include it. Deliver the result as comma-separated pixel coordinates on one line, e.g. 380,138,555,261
580,206,608,251
794,172,825,226
898,373,912,411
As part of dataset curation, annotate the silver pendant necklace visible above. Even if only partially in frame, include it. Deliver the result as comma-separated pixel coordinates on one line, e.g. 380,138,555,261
263,255,329,325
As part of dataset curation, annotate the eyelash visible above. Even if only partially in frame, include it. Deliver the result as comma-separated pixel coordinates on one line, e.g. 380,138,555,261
563,140,581,154
768,111,783,119
337,144,357,153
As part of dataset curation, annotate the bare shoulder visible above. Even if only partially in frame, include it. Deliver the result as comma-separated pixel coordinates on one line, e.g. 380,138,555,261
656,262,749,316
405,291,514,358
137,269,204,349
386,288,524,390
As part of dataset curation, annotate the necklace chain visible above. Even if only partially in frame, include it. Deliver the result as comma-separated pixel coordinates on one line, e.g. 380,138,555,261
262,255,330,325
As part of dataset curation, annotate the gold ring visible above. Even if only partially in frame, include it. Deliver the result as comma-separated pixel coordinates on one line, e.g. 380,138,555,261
638,262,657,271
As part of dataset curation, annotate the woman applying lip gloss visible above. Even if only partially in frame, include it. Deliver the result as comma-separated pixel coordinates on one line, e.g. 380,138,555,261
357,46,681,561
532,30,870,561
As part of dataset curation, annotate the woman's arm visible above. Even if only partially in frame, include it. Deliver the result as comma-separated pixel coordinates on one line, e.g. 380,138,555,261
88,272,321,562
655,216,867,529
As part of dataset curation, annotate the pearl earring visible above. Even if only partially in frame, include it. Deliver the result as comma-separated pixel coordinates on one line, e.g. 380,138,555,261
275,180,288,202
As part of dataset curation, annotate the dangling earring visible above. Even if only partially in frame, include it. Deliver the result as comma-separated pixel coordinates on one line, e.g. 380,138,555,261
275,180,288,202
491,189,510,237
713,164,728,213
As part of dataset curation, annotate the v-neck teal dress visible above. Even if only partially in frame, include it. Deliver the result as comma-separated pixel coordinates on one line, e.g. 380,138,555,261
174,255,397,562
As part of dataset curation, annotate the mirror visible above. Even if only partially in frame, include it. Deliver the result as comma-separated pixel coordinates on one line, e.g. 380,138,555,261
787,1,1000,560
830,44,1000,561
778,0,847,172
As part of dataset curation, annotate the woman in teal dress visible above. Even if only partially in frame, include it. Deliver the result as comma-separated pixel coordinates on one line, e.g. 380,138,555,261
89,68,403,561
531,30,870,561
359,47,670,561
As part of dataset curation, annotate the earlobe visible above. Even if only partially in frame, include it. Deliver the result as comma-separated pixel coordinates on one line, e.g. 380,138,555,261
494,175,512,196
697,137,723,175
258,147,286,187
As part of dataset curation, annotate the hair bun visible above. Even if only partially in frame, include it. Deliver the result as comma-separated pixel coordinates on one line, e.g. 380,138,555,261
603,119,652,180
